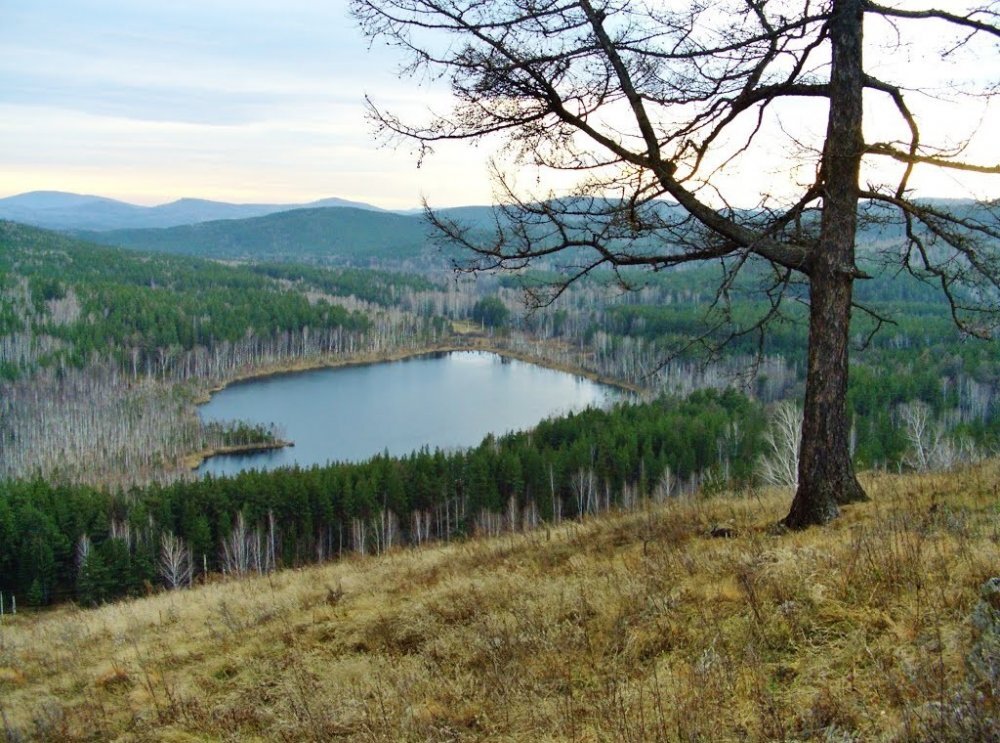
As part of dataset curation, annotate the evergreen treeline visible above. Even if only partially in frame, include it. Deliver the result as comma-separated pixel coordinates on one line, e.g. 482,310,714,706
0,390,764,607
248,263,438,307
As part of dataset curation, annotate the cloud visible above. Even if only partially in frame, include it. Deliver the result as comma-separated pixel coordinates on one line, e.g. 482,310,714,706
0,0,995,208
0,0,414,125
0,0,491,205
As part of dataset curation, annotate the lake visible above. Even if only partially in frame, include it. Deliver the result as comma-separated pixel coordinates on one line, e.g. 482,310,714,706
196,351,620,476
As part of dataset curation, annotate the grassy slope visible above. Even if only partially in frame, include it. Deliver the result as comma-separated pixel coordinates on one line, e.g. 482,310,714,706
1,463,998,742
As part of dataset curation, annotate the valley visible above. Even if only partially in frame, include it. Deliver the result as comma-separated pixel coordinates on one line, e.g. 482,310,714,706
2,200,997,606
1,193,998,739
4,1,998,738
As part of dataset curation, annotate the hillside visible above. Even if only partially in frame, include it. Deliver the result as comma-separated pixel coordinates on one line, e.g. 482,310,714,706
1,463,997,741
0,219,431,381
72,196,998,269
78,206,441,264
0,220,444,483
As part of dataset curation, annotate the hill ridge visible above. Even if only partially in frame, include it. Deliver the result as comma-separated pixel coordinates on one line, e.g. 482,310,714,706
0,190,387,231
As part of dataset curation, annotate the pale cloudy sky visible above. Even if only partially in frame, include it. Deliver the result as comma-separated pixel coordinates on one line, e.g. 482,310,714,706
0,0,496,208
0,1,997,209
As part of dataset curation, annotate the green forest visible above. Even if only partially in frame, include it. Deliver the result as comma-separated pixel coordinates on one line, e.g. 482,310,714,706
2,217,998,607
0,390,761,606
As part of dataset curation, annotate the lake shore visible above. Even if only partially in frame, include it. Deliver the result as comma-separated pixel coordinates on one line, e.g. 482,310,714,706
182,439,293,472
193,336,645,405
182,334,646,472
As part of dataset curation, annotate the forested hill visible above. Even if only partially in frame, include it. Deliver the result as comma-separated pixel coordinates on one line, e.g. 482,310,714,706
78,207,443,264
0,220,436,380
74,197,997,267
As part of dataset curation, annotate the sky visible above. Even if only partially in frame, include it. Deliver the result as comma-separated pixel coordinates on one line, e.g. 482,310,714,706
0,1,997,210
0,0,497,209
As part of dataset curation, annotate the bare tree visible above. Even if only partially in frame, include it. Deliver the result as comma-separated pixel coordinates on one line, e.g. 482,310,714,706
75,534,92,577
353,0,1000,527
758,401,803,488
571,467,596,516
899,400,934,472
652,466,675,503
159,531,193,590
221,512,252,576
898,400,983,472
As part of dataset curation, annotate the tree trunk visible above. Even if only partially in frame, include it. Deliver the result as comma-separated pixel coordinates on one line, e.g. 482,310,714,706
786,270,867,527
785,0,868,528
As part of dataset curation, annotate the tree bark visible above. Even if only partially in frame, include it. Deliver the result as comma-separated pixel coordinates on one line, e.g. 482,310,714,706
785,0,868,529
786,269,867,527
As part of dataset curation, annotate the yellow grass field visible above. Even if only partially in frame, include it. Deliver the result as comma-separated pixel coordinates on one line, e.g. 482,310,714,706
2,462,998,741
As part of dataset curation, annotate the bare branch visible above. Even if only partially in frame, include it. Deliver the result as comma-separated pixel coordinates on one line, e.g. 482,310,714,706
863,2,1000,39
865,143,1000,174
851,300,898,351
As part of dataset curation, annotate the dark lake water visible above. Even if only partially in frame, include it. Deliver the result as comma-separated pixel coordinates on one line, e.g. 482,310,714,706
196,351,620,476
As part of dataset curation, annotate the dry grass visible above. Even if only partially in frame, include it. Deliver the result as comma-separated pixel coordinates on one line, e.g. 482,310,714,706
1,462,998,741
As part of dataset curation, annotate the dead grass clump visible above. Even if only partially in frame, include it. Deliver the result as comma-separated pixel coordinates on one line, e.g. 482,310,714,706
898,690,1000,743
0,666,27,688
93,664,131,691
358,611,436,656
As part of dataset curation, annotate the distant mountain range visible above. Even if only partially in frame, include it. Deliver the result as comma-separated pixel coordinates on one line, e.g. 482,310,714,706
0,191,386,231
2,189,991,267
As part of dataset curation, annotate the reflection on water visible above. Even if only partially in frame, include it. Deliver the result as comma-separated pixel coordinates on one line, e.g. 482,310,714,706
197,351,619,476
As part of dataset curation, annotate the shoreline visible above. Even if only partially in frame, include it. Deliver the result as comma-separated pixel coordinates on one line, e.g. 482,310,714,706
182,439,293,471
193,337,645,404
181,336,646,472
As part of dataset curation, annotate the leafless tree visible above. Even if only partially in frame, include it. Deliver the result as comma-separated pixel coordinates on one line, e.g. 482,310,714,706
411,509,433,544
474,509,503,536
652,466,675,503
505,494,520,531
757,401,803,488
351,517,368,555
898,400,983,472
571,467,596,516
899,400,934,472
159,531,193,589
353,0,1000,527
75,534,92,577
372,509,400,553
522,500,540,530
221,512,252,576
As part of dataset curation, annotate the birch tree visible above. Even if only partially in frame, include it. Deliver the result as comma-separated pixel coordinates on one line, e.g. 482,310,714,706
757,401,803,488
159,531,193,589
